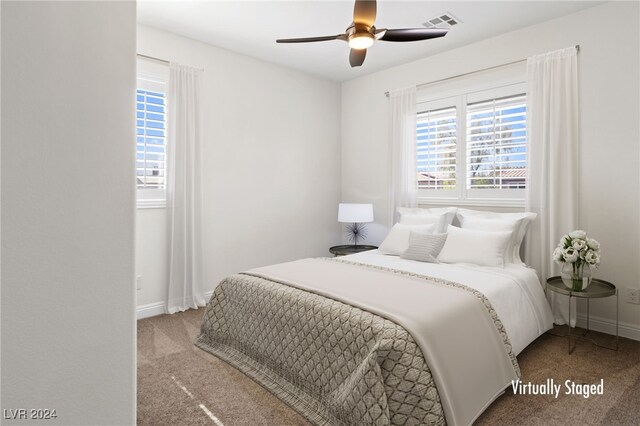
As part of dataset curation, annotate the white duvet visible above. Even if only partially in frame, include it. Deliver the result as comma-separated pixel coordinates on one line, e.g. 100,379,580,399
343,250,554,355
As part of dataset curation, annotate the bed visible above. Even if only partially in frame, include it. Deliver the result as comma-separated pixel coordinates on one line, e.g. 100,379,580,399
195,249,553,426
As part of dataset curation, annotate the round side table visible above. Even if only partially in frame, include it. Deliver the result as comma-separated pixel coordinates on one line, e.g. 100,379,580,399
329,245,378,257
546,276,618,354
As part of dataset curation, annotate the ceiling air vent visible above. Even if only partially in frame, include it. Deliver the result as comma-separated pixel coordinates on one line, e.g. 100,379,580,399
422,12,462,29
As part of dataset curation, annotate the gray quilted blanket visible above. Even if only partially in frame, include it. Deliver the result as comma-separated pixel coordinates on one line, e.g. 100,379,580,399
195,258,518,426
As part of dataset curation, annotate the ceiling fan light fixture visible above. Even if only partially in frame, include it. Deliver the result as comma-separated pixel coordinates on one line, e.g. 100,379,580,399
348,33,374,49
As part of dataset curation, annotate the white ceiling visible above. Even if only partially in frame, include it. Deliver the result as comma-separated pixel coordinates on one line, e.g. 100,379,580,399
138,1,603,82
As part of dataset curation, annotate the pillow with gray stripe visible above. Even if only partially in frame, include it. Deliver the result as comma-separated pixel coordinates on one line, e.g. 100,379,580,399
400,232,448,263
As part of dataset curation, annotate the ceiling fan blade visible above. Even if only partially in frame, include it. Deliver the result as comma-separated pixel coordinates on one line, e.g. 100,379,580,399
374,29,387,39
379,28,448,42
276,34,345,43
349,48,367,67
353,0,377,27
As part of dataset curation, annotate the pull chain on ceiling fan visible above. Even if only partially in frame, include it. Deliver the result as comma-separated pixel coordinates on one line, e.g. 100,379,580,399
276,0,448,68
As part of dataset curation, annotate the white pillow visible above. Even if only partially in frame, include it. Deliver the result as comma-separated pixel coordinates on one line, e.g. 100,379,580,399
459,216,522,264
378,223,436,256
438,225,512,267
456,209,537,265
397,207,457,233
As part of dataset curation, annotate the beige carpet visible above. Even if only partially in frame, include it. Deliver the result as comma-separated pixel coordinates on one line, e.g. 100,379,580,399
138,309,640,426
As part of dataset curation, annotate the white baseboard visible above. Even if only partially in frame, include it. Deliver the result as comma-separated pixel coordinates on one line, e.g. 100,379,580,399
137,290,214,320
575,313,640,341
136,301,166,320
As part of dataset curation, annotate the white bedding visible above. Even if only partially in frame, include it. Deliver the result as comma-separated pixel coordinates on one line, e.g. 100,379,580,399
344,250,554,355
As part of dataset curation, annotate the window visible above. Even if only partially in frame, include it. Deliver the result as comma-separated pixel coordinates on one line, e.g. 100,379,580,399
466,95,526,190
416,82,527,204
137,89,166,189
136,74,167,208
417,106,457,190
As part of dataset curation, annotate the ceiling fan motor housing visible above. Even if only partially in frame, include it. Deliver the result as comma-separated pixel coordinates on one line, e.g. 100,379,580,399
347,23,375,49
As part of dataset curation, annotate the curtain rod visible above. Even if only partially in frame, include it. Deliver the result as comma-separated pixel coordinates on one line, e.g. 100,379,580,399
384,44,579,97
137,53,205,72
137,53,169,64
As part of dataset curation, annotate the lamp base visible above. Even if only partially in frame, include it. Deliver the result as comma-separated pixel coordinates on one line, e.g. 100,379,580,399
345,222,368,246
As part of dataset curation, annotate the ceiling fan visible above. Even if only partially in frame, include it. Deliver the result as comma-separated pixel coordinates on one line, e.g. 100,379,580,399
276,0,449,68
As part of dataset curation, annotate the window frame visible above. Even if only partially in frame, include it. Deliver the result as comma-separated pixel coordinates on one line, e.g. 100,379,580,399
136,72,168,209
416,80,527,208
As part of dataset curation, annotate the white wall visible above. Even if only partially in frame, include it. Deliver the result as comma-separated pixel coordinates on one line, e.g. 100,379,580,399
1,1,136,424
341,2,640,337
136,25,342,313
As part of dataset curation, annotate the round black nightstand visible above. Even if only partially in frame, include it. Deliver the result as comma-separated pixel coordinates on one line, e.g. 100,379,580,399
329,245,378,257
546,276,618,353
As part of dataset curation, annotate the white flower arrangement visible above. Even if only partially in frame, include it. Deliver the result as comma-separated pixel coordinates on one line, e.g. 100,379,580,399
553,230,601,267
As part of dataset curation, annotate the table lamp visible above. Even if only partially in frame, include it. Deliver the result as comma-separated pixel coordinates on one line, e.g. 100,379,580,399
338,203,374,247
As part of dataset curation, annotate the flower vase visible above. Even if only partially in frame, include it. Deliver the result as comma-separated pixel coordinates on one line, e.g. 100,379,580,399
561,262,592,291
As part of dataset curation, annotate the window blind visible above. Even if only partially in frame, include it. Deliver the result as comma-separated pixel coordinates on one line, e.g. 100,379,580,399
466,94,526,189
136,89,166,190
416,106,457,190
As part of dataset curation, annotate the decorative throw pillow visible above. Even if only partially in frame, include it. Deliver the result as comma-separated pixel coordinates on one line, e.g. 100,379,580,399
401,232,448,263
437,225,512,267
397,207,457,233
456,209,537,265
378,223,436,256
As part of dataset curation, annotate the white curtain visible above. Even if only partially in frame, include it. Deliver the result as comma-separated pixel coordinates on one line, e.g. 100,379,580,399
525,47,579,325
389,87,418,226
166,62,205,314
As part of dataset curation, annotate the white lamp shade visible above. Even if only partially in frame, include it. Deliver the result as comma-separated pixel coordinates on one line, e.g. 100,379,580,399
338,203,374,223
